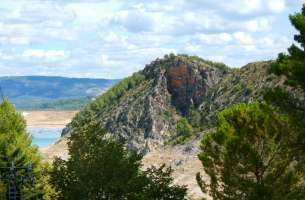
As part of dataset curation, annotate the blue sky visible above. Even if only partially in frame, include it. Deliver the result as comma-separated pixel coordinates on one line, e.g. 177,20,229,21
0,0,304,79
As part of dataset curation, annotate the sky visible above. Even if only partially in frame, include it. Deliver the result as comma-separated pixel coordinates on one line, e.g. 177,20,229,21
0,0,304,79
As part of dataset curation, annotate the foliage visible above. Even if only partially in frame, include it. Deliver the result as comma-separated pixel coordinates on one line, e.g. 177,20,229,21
177,54,230,71
85,72,145,113
197,102,305,200
266,4,305,162
139,165,187,200
169,118,194,144
68,72,146,138
14,96,91,110
188,105,202,128
177,118,193,137
271,4,305,89
50,112,187,200
0,99,49,199
162,54,230,71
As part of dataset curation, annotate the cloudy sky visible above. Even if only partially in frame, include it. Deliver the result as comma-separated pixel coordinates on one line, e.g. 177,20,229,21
0,0,304,79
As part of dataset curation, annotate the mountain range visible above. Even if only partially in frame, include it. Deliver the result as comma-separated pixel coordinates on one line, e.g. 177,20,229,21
0,76,118,110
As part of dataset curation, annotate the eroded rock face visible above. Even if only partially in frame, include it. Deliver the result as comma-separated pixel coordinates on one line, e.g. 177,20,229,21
166,58,225,115
97,57,228,153
63,56,228,154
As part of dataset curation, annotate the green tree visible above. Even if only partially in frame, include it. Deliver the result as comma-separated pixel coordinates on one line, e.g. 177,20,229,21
139,165,187,200
267,3,305,161
0,99,48,199
50,111,187,200
271,4,305,89
197,102,305,200
188,105,201,128
176,118,193,140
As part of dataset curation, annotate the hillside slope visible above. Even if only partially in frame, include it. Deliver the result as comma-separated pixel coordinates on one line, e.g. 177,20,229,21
46,55,287,199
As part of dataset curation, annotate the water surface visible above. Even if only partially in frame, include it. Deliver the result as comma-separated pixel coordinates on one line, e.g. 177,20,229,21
28,127,62,148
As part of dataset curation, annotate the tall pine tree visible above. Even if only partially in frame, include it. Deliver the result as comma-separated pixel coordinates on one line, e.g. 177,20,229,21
272,4,305,89
197,102,305,200
266,3,305,160
0,99,47,199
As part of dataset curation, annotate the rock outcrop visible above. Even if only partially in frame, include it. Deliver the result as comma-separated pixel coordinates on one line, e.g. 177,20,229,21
62,55,229,154
48,54,289,199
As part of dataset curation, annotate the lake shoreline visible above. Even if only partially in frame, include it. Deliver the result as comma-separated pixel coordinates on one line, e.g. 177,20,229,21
22,110,78,129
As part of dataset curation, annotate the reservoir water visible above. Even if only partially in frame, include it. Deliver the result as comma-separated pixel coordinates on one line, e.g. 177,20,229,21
28,127,62,147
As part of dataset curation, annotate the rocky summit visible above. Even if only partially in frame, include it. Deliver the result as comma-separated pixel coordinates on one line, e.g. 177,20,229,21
46,54,292,199
62,55,231,153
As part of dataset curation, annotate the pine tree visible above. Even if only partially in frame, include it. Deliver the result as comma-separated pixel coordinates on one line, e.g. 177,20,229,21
50,110,187,200
197,102,305,200
272,4,305,89
0,99,47,199
266,3,305,163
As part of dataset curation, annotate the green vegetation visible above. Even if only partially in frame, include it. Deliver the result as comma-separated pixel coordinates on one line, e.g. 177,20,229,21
50,113,187,200
177,118,193,137
169,118,194,144
197,102,305,200
14,96,91,110
188,105,202,128
188,55,230,71
163,54,230,71
0,99,51,199
265,4,305,176
140,164,187,200
196,6,305,199
271,4,305,89
87,72,145,113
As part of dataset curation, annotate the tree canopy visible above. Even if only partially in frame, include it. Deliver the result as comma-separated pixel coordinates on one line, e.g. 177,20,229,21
266,3,305,160
197,102,305,200
271,4,305,89
50,111,187,200
0,99,48,199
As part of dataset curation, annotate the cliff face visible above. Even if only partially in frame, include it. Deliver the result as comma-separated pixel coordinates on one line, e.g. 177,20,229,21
165,58,227,115
62,55,229,154
54,55,287,199
62,56,281,154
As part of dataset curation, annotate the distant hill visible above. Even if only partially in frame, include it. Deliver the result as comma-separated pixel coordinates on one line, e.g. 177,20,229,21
0,76,119,110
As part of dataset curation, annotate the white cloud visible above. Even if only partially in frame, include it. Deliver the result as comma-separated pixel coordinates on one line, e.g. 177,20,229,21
268,0,286,13
22,49,68,61
233,32,254,45
110,10,156,33
0,0,302,78
197,33,232,45
245,18,270,31
0,36,30,45
100,54,121,66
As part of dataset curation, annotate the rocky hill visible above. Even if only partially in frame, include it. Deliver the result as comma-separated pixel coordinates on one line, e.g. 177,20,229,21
45,54,286,199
